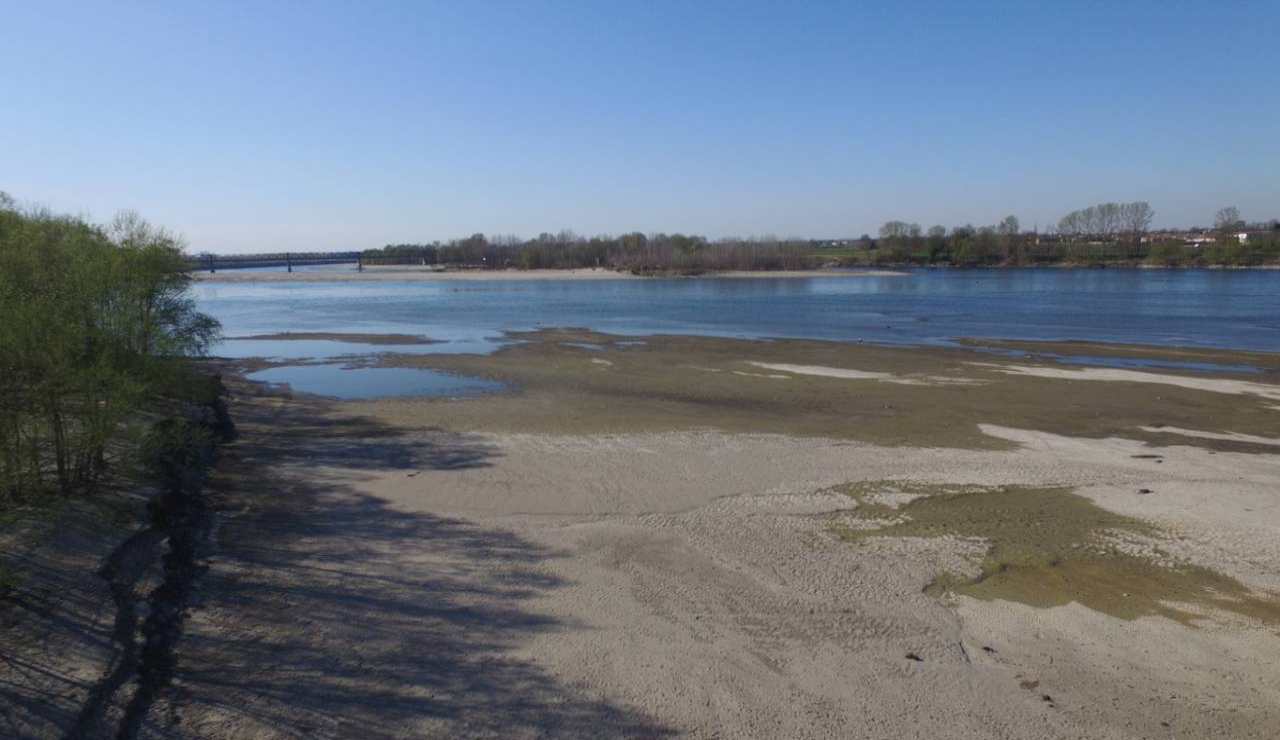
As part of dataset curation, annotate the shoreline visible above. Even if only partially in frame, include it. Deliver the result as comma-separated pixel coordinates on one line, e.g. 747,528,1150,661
190,264,1280,284
193,266,909,283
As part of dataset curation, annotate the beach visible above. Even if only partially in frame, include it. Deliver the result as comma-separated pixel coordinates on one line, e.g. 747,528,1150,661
7,324,1279,738
149,333,1280,738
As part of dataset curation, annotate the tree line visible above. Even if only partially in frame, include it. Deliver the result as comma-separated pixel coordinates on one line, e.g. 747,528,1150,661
861,202,1278,267
1056,201,1154,239
364,231,813,273
868,217,1035,267
0,193,220,504
360,202,1277,272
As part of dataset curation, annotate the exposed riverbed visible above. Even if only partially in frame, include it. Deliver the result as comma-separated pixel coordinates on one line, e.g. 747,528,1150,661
145,270,1280,737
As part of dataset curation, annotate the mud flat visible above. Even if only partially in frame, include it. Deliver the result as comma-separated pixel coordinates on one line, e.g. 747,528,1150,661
369,329,1280,452
126,334,1280,737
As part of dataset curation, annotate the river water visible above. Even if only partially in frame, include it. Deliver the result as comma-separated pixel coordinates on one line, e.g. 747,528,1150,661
198,269,1279,350
194,269,1279,397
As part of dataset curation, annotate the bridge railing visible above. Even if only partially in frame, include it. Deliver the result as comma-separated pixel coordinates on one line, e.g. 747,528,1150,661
187,251,364,272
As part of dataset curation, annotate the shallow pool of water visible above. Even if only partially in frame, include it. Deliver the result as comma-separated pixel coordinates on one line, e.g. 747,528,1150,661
246,364,506,400
216,336,509,361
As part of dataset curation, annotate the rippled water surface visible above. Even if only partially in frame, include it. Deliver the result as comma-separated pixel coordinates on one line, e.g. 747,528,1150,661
197,269,1280,354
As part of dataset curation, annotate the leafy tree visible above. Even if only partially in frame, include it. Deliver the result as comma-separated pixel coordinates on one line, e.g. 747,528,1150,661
0,197,218,502
879,221,918,240
1214,206,1243,232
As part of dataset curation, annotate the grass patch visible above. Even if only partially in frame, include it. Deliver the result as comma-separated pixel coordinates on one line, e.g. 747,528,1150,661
833,481,1280,626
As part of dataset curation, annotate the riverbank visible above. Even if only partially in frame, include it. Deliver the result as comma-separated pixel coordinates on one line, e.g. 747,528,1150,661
191,264,1280,284
132,334,1280,738
0,383,234,739
193,266,909,283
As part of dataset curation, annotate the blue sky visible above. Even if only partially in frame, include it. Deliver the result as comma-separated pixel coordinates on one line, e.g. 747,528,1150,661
3,1,1277,253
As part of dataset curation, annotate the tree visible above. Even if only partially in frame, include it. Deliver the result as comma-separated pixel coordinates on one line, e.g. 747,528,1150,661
925,226,948,263
994,215,1022,263
0,200,218,500
1120,202,1154,243
1214,206,1242,232
1059,202,1150,239
1057,209,1086,236
879,221,915,240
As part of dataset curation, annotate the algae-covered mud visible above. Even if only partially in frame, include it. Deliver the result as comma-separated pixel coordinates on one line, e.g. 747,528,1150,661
832,481,1280,626
363,329,1280,453
960,337,1280,374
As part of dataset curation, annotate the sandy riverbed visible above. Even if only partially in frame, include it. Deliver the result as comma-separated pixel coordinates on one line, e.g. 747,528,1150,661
103,335,1280,737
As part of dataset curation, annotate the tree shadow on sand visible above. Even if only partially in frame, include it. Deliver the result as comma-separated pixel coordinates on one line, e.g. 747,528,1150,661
150,390,673,738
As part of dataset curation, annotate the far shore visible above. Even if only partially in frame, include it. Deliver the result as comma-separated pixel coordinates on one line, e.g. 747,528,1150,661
191,264,1280,284
193,266,909,283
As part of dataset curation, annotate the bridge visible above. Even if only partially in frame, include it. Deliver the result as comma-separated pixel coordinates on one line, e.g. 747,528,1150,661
188,251,364,272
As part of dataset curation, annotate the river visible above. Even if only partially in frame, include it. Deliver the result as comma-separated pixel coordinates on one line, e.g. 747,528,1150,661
197,268,1280,353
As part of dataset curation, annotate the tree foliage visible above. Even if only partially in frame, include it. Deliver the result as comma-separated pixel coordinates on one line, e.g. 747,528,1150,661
1056,202,1153,241
0,195,219,502
360,202,1277,271
363,232,813,274
1214,206,1243,232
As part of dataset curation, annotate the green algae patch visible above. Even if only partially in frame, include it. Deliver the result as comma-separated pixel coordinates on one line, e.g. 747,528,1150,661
833,481,1280,627
958,338,1280,374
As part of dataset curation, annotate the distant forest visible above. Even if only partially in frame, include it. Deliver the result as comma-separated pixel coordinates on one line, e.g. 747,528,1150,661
363,202,1280,272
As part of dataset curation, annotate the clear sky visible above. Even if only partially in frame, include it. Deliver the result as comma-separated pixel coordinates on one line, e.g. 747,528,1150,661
3,1,1277,253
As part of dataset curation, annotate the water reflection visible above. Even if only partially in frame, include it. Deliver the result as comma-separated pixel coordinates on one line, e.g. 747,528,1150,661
216,336,506,360
246,364,506,400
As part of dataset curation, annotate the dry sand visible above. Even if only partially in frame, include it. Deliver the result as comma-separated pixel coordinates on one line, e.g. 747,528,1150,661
974,362,1280,403
193,267,907,283
747,361,986,386
1137,426,1280,447
138,337,1280,739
